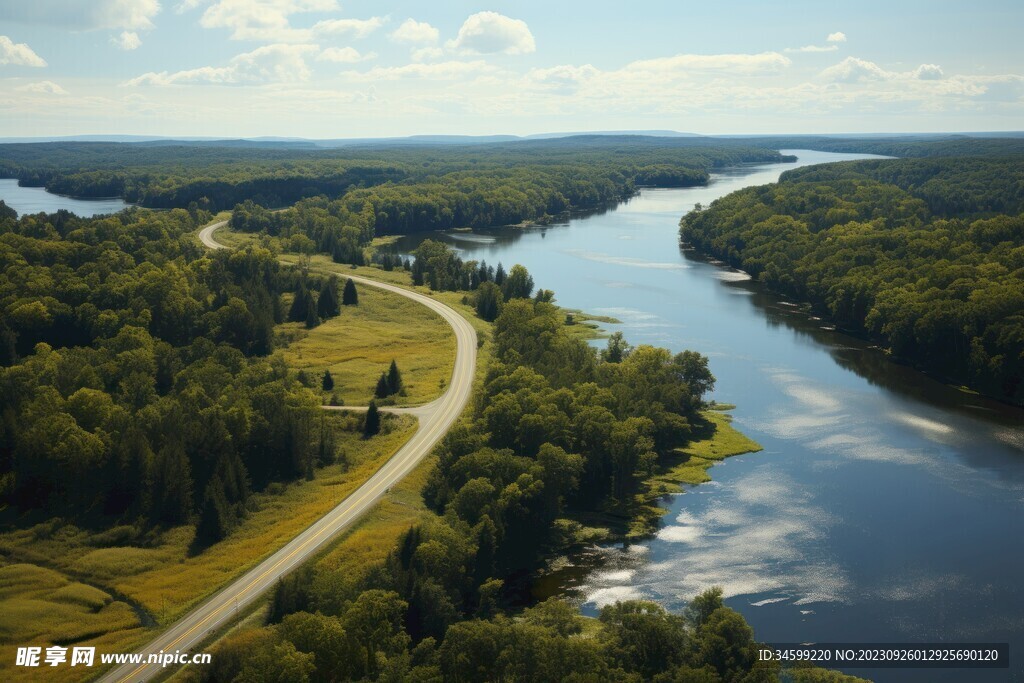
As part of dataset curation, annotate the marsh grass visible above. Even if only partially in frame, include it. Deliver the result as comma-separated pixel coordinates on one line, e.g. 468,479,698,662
628,407,763,538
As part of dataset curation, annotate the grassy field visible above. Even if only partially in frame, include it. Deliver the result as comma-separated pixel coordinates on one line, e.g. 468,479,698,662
0,413,416,682
277,281,456,407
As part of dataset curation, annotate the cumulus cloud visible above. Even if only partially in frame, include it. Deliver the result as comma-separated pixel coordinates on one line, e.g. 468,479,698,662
16,80,68,95
0,36,47,67
827,31,847,43
197,0,339,42
126,43,317,85
914,63,944,80
317,46,374,63
821,57,951,85
111,30,142,50
0,0,161,30
312,16,387,39
391,18,438,44
447,11,535,55
819,56,891,83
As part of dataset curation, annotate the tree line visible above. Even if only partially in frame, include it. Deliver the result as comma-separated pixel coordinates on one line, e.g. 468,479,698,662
680,153,1024,405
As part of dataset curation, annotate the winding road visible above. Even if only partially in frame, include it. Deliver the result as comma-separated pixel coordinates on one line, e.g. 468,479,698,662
100,219,476,682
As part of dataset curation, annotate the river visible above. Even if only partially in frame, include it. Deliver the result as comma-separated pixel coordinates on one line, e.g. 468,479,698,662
0,178,131,216
391,150,1024,682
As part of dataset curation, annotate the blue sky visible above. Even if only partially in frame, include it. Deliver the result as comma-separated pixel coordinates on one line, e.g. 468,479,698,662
1,0,1021,138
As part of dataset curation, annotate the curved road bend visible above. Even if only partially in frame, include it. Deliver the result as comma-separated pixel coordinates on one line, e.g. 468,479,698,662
100,220,476,682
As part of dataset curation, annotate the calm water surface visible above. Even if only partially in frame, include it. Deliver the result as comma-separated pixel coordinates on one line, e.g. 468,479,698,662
0,178,131,216
393,150,1024,682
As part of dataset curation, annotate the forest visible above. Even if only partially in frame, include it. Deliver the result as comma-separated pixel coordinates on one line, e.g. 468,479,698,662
680,154,1024,405
0,205,357,547
0,138,792,224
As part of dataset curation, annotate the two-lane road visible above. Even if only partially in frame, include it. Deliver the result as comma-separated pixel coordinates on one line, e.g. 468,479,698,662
101,219,476,682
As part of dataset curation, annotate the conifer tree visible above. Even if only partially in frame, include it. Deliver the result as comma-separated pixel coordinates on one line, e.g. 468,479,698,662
364,401,381,437
305,296,321,329
195,474,231,546
375,373,391,399
322,369,334,391
318,276,341,318
387,360,403,395
152,439,193,526
342,278,359,305
287,286,308,322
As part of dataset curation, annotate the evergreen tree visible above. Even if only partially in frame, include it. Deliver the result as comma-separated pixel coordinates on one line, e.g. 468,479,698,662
287,286,309,323
387,360,403,395
305,296,321,329
475,282,503,322
195,474,231,546
317,414,336,467
375,372,391,399
318,276,341,318
322,369,334,391
152,439,194,526
364,401,381,437
494,262,506,286
342,278,359,305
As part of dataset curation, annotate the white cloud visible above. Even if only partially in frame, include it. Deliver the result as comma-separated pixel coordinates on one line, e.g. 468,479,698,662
312,16,387,39
623,51,791,76
391,18,438,44
821,58,951,85
342,60,499,82
111,30,143,50
914,63,944,80
447,11,535,55
317,46,374,63
785,44,839,53
16,80,68,95
819,56,891,83
0,36,47,67
0,0,161,31
529,64,599,94
198,0,339,42
126,43,317,85
827,31,847,43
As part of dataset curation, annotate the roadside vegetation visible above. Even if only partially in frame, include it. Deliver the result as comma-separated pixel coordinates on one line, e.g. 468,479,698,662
0,205,453,680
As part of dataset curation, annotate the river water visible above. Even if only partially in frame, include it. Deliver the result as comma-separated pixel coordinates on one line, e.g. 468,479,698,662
0,178,131,216
392,150,1024,681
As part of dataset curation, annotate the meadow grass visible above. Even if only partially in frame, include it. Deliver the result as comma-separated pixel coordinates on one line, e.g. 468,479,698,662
277,284,455,407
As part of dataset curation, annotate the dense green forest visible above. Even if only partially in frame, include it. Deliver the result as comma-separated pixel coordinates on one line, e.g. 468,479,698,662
191,244,857,682
0,205,354,546
680,154,1024,405
0,139,792,227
